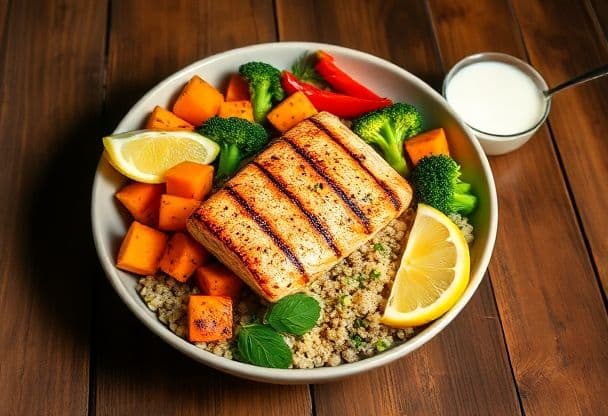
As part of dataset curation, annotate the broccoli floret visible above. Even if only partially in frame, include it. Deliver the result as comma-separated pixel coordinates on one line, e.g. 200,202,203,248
198,117,269,181
351,103,423,176
410,155,477,215
239,61,285,123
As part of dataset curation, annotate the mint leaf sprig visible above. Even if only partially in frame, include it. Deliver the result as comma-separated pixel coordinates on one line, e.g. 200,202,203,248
237,324,292,369
236,293,321,368
266,293,321,335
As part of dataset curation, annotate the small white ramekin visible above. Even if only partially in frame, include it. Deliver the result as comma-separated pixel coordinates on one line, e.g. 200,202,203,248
443,52,551,156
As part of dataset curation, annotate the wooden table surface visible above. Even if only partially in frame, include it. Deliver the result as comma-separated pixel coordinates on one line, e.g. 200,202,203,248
1,0,607,415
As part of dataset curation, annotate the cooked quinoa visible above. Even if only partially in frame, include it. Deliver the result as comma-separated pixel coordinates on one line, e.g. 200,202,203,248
137,210,472,368
449,213,474,243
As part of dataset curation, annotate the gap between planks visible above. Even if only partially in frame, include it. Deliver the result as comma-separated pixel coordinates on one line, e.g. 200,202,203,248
88,3,113,416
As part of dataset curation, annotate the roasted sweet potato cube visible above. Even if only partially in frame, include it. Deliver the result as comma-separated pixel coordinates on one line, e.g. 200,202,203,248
188,295,233,342
160,232,209,282
195,263,243,298
165,161,214,200
225,74,250,102
267,91,317,132
218,100,254,122
158,194,201,231
146,106,194,131
172,75,223,126
115,182,164,226
116,221,167,275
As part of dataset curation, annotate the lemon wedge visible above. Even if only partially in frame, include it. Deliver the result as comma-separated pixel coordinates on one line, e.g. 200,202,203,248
381,204,470,327
102,130,220,183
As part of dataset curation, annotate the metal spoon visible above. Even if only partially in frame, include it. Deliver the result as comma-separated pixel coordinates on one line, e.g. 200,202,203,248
544,63,608,98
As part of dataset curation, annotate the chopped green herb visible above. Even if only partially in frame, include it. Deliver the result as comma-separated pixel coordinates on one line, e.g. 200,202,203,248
369,269,381,280
355,274,367,288
353,318,367,329
350,334,365,349
375,339,389,352
308,183,323,192
237,324,292,368
338,294,352,306
373,242,387,255
266,293,321,335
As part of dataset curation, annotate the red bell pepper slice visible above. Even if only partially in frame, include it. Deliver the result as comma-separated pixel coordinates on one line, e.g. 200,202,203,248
282,71,392,119
315,51,383,100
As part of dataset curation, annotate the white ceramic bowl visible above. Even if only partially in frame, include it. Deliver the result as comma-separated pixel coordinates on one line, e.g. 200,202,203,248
91,42,498,384
442,52,551,156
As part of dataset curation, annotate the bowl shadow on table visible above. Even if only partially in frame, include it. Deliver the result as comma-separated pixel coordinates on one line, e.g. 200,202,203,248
19,109,108,354
96,277,305,405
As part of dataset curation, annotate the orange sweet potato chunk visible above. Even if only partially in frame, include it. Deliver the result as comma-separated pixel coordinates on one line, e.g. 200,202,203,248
225,74,250,102
267,91,317,132
164,161,214,200
195,263,243,299
172,75,223,126
145,106,194,131
404,128,450,166
115,182,164,226
160,232,209,282
158,194,201,231
188,295,233,342
218,100,254,122
117,221,168,275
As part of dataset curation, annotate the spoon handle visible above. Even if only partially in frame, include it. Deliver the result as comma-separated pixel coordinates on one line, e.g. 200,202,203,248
544,63,608,98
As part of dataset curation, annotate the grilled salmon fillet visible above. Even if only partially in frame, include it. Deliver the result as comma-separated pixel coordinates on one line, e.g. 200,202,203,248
187,112,412,302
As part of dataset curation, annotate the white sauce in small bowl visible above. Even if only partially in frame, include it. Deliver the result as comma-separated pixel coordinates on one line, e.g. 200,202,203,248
445,61,546,136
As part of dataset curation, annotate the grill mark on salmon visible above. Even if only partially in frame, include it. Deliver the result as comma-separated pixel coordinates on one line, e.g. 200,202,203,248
189,210,274,296
282,136,372,233
252,161,343,258
224,185,307,275
309,117,402,210
188,112,413,302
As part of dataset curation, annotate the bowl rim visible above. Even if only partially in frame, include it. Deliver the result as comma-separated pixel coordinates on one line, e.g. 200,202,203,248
91,41,498,384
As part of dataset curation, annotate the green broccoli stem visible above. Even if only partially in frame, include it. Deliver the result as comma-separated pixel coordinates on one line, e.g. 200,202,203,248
216,143,242,180
377,124,408,176
451,192,477,215
454,181,472,193
384,146,408,176
252,82,272,124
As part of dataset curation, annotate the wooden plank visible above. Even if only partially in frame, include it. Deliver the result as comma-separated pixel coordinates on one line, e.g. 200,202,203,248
276,1,522,414
588,0,608,41
428,0,608,414
0,0,108,414
95,1,311,415
0,0,9,48
511,0,608,291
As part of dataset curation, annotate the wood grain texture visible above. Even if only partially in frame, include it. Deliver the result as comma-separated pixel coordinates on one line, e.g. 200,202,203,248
95,1,311,415
588,0,608,41
0,0,9,49
277,1,521,414
511,0,608,292
429,0,608,414
0,0,107,415
276,0,443,88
